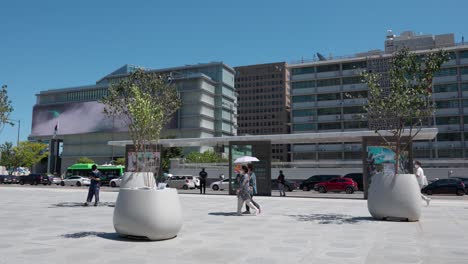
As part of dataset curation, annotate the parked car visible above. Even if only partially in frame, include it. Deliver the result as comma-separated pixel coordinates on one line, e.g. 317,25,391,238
454,177,468,194
314,178,358,194
343,173,363,191
19,173,51,185
1,174,19,184
52,177,62,185
422,178,465,196
166,175,196,190
60,176,91,187
300,175,341,191
110,177,122,188
271,179,298,192
193,176,200,188
210,178,235,191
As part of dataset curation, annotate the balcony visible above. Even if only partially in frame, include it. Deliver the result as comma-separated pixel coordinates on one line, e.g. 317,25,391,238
342,98,367,106
316,114,342,122
292,88,315,96
435,108,460,115
316,71,340,79
316,85,341,93
462,74,468,82
292,102,315,109
460,58,468,65
291,73,315,82
342,83,367,91
342,69,363,77
316,100,342,108
433,76,457,84
432,92,459,100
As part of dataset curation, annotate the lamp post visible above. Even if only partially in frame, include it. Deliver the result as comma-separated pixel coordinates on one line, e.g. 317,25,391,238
7,119,20,146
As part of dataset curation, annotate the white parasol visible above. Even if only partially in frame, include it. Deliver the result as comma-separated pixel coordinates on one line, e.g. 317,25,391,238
233,156,260,164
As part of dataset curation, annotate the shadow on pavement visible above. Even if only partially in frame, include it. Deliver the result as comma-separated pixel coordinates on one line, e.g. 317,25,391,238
49,202,115,208
208,212,239,216
61,231,151,242
288,213,375,224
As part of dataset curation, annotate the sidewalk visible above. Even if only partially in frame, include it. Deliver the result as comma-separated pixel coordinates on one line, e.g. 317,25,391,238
0,186,467,264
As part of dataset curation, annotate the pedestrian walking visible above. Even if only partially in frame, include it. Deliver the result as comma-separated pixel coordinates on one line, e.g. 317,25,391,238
415,161,430,206
244,164,261,214
199,168,207,194
277,170,286,197
84,164,101,206
236,165,259,216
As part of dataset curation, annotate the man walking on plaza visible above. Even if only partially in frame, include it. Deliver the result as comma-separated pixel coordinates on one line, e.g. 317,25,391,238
415,161,430,206
84,164,101,206
199,168,207,194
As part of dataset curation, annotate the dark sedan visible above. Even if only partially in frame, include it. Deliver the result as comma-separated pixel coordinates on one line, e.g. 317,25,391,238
422,178,465,196
0,174,19,184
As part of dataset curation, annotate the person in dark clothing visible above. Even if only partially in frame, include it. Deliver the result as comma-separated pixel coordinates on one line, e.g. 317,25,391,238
278,170,286,197
199,168,207,194
84,165,101,206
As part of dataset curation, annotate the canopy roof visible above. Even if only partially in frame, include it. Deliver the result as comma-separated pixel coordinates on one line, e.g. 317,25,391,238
108,128,438,147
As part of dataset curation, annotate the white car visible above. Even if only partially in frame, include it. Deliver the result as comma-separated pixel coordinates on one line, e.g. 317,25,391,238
60,176,91,187
110,177,122,188
166,175,196,190
210,178,231,191
52,177,62,185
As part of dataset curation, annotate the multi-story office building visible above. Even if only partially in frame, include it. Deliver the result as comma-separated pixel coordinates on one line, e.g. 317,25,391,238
235,62,291,161
290,31,468,161
30,62,236,172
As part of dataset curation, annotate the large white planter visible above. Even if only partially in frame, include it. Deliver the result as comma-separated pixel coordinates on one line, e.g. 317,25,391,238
367,173,421,221
120,172,156,189
113,187,183,240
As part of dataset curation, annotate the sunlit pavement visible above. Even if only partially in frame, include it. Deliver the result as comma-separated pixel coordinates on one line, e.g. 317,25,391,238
1,186,467,264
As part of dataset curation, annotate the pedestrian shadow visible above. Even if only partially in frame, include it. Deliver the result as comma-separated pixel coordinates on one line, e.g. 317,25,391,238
49,202,115,208
208,212,239,216
60,231,151,242
288,213,376,224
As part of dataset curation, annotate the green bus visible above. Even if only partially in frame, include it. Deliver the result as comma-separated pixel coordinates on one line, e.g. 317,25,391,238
66,163,125,185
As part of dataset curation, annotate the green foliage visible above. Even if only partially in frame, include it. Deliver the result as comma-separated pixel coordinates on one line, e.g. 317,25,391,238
114,157,125,166
0,85,14,131
185,150,227,163
0,142,15,170
76,157,95,164
0,141,48,169
101,69,182,172
363,48,449,173
160,146,183,172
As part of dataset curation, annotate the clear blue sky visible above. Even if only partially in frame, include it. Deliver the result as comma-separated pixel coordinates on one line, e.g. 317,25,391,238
1,0,467,145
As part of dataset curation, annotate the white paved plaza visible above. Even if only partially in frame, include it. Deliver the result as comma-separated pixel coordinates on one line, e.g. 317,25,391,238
0,186,467,264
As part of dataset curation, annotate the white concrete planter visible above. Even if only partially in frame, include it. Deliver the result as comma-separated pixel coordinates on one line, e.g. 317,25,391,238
113,188,183,240
367,173,421,221
120,172,156,189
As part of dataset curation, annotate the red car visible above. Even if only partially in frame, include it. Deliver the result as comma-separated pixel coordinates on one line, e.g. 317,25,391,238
314,178,358,194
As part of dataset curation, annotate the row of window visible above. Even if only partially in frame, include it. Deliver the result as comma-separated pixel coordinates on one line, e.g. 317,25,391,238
236,81,284,88
292,91,368,103
291,61,367,75
293,121,368,131
293,106,365,117
238,114,278,121
239,100,284,108
237,87,286,94
239,121,285,127
434,66,468,77
236,74,283,82
239,127,286,134
239,107,284,114
238,93,283,102
39,88,108,105
292,76,364,89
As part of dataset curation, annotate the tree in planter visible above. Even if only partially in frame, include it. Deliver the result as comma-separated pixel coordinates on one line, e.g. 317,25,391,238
114,157,126,166
0,85,14,133
76,157,95,164
363,48,449,174
101,69,182,187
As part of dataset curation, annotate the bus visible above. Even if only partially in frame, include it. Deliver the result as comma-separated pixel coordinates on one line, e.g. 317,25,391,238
66,163,125,186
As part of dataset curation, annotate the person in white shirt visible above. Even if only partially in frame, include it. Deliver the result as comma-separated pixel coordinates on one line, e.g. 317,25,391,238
415,161,431,206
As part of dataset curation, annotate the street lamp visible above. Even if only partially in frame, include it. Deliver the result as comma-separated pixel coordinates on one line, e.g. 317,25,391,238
7,119,20,146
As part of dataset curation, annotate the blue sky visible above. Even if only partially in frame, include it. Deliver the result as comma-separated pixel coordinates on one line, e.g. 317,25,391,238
1,0,467,145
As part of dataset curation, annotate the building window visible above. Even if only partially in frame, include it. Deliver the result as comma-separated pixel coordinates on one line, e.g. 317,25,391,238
292,81,315,89
317,64,340,73
293,123,316,131
460,50,468,59
342,76,364,85
317,78,340,87
293,109,317,117
437,133,461,141
343,106,366,114
436,116,460,125
344,121,367,129
292,67,315,75
317,107,341,115
317,93,340,101
433,83,458,93
435,68,457,77
292,95,315,103
436,100,459,109
461,67,468,75
318,122,341,130
342,61,367,70
344,90,368,99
